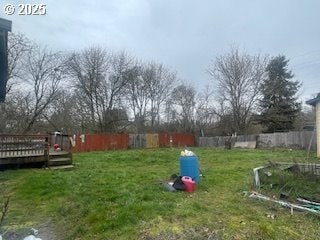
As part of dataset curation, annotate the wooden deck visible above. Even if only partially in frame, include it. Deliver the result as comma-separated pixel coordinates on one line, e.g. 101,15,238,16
0,134,72,167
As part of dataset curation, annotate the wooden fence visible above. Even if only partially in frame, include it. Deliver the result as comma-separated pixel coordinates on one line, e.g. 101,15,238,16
72,134,129,153
71,133,196,152
199,131,317,150
48,133,72,152
159,133,195,148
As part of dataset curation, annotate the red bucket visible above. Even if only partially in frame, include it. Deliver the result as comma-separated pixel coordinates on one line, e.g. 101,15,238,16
182,176,196,192
53,143,59,150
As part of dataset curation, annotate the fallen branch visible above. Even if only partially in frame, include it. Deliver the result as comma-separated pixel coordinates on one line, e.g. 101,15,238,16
0,196,10,226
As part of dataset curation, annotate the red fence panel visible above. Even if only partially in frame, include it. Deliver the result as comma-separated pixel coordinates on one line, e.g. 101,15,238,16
72,133,195,153
159,133,195,148
72,134,129,153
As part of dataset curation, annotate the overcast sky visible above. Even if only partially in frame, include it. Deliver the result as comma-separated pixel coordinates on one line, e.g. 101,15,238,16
2,0,320,103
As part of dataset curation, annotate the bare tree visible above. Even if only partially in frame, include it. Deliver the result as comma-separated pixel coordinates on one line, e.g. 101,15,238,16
125,65,150,132
20,44,65,133
0,33,31,133
196,85,217,135
144,62,177,129
208,48,267,134
44,90,82,133
124,62,177,132
68,47,109,131
7,32,31,93
68,47,132,132
170,84,196,132
2,92,32,132
102,51,133,131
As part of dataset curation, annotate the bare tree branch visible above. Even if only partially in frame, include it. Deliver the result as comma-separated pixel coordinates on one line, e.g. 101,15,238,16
208,47,267,134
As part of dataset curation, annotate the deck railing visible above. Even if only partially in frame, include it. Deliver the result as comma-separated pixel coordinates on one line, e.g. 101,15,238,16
0,134,49,158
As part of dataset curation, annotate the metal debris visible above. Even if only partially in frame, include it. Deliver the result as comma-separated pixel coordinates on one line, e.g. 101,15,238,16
297,198,320,206
249,191,320,215
23,236,42,240
252,166,266,189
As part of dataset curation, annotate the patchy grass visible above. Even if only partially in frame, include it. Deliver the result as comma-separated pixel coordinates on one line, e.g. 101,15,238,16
0,148,320,239
259,164,320,202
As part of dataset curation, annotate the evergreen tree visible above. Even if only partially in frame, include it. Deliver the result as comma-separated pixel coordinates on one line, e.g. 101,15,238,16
259,55,301,132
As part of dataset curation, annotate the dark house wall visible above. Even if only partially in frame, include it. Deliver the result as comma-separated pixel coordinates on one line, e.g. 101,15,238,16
0,18,11,102
0,30,7,102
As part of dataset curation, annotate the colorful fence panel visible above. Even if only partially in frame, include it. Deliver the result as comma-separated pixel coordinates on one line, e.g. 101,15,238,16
146,134,159,148
159,133,196,147
129,134,146,149
71,133,195,152
72,134,129,153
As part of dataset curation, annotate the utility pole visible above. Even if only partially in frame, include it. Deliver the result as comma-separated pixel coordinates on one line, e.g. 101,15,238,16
0,18,12,102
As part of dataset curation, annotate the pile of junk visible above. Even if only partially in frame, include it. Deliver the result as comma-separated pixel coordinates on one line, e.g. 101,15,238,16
249,161,320,215
161,150,201,193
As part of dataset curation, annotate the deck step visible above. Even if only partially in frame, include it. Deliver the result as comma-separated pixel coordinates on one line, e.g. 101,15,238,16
48,158,72,166
49,165,74,170
49,150,70,156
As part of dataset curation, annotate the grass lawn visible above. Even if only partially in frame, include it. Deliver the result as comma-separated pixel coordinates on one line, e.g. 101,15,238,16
1,148,320,239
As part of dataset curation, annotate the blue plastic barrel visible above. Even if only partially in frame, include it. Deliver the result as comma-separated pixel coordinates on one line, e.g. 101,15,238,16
180,156,200,183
